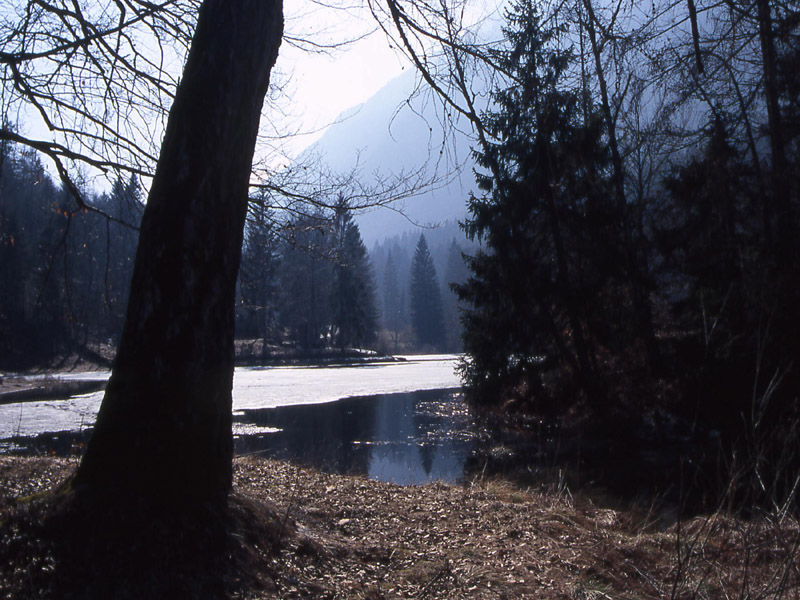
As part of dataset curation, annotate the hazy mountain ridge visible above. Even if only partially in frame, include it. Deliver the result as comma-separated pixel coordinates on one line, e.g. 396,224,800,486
300,70,478,245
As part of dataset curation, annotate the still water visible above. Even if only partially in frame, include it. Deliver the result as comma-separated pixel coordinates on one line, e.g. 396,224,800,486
234,388,475,485
2,388,474,486
1,356,476,485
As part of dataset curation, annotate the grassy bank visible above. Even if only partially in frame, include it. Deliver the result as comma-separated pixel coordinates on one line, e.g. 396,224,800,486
1,456,798,598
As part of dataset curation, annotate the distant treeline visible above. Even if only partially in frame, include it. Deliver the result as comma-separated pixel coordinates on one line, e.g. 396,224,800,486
369,222,474,354
239,198,472,357
0,146,472,369
0,145,141,370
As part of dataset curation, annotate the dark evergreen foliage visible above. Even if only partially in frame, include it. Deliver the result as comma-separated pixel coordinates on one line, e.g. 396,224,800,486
369,222,475,353
269,201,379,352
453,1,800,510
442,240,468,353
330,199,378,349
456,0,625,407
238,194,281,355
381,250,406,353
382,251,403,332
0,142,141,370
278,212,335,349
0,147,66,368
409,234,446,351
654,115,800,435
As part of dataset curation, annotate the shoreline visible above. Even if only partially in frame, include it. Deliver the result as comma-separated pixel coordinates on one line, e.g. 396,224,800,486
0,351,417,406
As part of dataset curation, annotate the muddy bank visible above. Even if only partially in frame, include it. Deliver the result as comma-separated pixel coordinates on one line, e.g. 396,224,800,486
233,341,405,367
0,379,107,405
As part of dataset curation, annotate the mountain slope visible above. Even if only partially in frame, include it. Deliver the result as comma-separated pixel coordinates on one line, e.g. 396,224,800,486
300,70,477,244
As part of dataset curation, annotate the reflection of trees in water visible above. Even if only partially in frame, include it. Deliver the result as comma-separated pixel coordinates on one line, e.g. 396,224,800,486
368,393,427,484
234,396,378,474
368,390,471,484
233,389,472,485
419,443,434,476
412,395,440,477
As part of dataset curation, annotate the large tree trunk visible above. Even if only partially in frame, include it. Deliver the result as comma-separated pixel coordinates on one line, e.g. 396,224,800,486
75,0,283,504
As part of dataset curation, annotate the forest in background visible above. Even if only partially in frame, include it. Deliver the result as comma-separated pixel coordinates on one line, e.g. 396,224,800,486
0,144,473,369
1,1,800,595
0,147,141,370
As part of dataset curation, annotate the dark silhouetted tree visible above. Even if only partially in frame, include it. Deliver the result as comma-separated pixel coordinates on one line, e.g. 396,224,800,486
74,0,284,504
0,146,67,368
94,174,143,339
239,195,281,358
409,234,445,351
456,0,622,407
442,239,468,352
278,212,334,349
331,199,378,349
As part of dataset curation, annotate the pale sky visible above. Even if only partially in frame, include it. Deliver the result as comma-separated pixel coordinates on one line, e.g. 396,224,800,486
11,0,500,186
269,0,503,162
267,1,413,160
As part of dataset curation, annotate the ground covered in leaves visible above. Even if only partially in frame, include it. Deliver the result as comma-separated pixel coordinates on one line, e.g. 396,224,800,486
1,456,798,599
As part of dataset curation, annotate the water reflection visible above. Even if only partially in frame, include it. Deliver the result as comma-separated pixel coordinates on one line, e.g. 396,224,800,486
233,388,473,485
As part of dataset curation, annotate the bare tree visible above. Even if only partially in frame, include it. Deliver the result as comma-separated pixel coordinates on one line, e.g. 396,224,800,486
0,0,469,504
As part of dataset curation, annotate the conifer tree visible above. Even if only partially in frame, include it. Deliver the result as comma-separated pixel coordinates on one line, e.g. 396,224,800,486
331,199,378,349
382,250,405,351
278,212,334,349
456,0,619,406
239,196,281,357
409,234,445,351
98,174,142,337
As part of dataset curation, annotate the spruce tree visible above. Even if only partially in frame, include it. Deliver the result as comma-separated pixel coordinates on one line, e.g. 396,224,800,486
409,234,446,351
278,212,334,349
382,251,401,329
99,174,142,338
239,196,281,357
382,250,405,351
456,0,619,406
331,199,378,349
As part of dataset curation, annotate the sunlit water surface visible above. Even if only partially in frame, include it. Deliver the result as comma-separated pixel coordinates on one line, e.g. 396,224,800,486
1,355,473,485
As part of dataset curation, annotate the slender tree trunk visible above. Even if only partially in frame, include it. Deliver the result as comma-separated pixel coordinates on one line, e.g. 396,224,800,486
75,0,283,504
581,0,659,367
687,0,704,73
756,0,790,259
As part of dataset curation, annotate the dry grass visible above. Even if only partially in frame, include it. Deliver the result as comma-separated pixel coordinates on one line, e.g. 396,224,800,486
1,456,798,599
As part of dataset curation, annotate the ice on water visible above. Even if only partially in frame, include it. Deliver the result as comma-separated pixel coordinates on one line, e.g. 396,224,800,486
1,355,461,440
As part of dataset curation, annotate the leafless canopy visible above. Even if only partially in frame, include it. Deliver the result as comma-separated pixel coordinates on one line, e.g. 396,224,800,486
1,0,461,229
1,1,199,200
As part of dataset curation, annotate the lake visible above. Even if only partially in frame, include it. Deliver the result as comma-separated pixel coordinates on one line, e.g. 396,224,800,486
234,388,473,485
1,355,476,485
1,354,727,516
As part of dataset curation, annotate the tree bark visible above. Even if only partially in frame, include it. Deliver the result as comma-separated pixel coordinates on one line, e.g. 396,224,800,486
75,0,283,504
